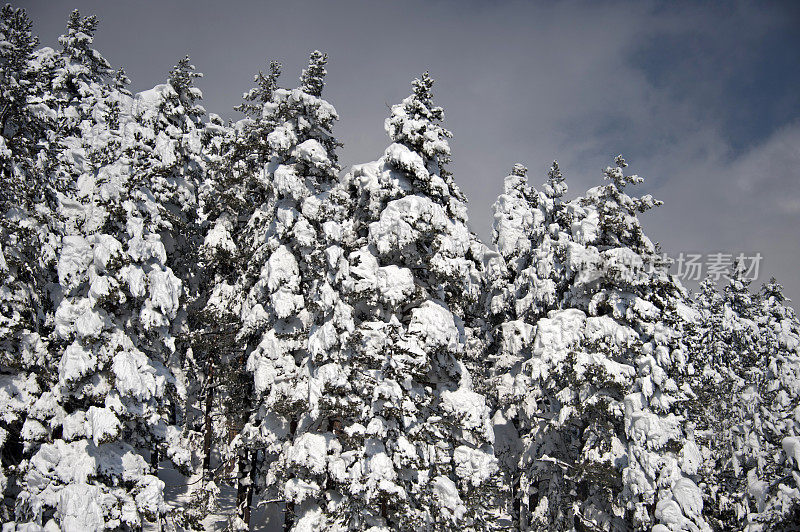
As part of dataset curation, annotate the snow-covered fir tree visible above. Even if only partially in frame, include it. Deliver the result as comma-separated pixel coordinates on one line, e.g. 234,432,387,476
0,4,60,522
7,13,197,529
489,156,710,530
219,50,344,529
257,72,501,530
486,161,573,525
687,271,757,529
687,270,800,530
752,278,800,528
123,53,225,529
0,3,51,175
489,160,569,322
182,60,282,527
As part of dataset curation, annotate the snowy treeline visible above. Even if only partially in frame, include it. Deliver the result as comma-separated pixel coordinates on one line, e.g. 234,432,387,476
1,7,799,531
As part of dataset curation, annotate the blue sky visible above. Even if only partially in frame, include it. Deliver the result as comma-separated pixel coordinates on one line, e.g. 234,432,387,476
22,0,800,304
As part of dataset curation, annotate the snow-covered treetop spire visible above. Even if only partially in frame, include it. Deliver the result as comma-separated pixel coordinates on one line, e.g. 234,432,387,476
57,10,112,83
299,50,327,97
724,260,756,318
386,72,449,165
0,4,38,75
0,4,44,188
503,163,529,195
603,154,643,189
511,163,527,176
113,67,131,94
762,276,789,305
168,55,205,120
383,71,468,216
236,60,281,117
413,70,435,100
492,163,541,263
581,155,662,253
697,276,723,322
544,159,567,199
259,50,339,187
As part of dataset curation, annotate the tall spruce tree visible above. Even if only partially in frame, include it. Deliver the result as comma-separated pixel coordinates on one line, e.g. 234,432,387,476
486,161,575,526
182,55,292,530
258,72,500,530
126,53,214,439
749,278,800,527
0,5,60,522
11,15,195,529
687,270,800,529
687,270,759,529
223,50,342,529
0,3,52,180
190,58,281,485
490,156,709,530
123,55,224,529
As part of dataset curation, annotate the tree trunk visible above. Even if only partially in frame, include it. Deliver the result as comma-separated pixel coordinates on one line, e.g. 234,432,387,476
283,501,295,532
203,360,215,479
247,450,256,519
236,451,254,528
283,417,299,531
151,445,160,473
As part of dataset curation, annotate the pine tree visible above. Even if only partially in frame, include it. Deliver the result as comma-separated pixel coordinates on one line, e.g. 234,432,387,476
497,156,709,530
0,4,52,180
260,72,500,530
178,56,286,529
236,60,282,119
224,59,283,189
51,10,113,121
486,160,577,526
221,50,342,530
122,55,224,528
0,5,60,522
10,14,194,529
686,269,761,529
749,278,800,527
688,271,800,529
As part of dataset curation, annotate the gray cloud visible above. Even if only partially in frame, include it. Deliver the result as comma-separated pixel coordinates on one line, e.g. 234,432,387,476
21,0,800,305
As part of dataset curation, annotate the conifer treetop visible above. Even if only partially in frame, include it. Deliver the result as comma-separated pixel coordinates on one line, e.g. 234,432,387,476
0,3,46,193
511,163,527,176
0,4,39,70
57,9,112,80
299,50,326,97
114,67,131,94
603,154,643,189
383,71,468,211
544,159,567,199
169,55,202,92
724,261,757,318
166,55,205,121
581,155,663,254
501,163,530,197
387,71,450,152
762,277,789,305
236,60,281,117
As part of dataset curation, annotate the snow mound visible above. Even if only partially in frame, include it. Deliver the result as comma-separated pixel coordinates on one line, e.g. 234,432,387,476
408,301,460,352
432,476,466,523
